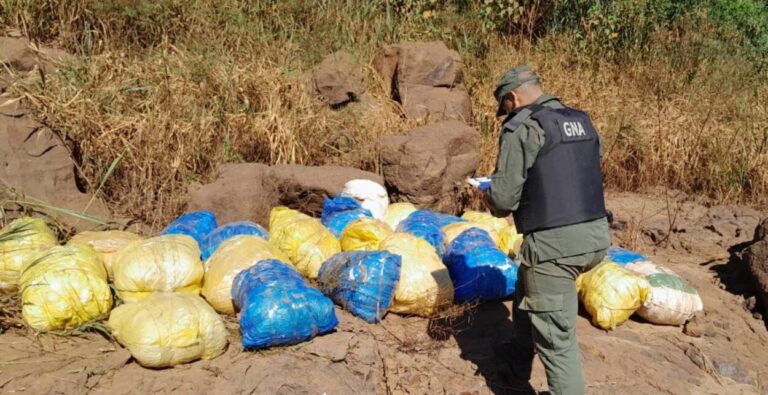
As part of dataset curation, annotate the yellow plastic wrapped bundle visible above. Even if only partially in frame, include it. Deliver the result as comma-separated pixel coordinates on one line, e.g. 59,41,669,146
461,211,523,256
202,235,290,314
339,218,394,251
442,222,501,248
383,202,417,230
379,233,454,317
108,293,228,368
268,207,340,278
20,244,112,331
112,235,204,303
0,217,58,293
69,230,142,281
576,261,650,330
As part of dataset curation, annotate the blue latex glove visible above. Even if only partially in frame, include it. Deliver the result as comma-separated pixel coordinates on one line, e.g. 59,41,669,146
467,177,491,192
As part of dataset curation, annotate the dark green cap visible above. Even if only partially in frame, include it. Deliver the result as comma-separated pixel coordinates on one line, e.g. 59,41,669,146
494,65,540,116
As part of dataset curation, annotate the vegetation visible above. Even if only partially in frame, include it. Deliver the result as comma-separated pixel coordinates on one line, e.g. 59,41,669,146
1,0,766,227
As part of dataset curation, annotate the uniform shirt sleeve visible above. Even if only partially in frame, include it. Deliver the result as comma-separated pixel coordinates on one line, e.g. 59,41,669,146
488,122,544,217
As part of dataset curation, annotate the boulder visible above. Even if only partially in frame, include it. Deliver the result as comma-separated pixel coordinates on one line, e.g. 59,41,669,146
0,36,74,74
399,84,471,122
380,120,480,212
395,41,463,87
269,164,383,216
373,41,463,88
744,218,768,314
373,41,471,122
188,163,383,225
187,163,278,227
0,113,110,229
311,51,365,106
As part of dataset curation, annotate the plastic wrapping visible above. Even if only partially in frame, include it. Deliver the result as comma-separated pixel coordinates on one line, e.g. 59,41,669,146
606,246,649,266
379,233,454,317
201,221,268,261
232,259,338,349
442,221,501,249
108,293,228,368
69,230,142,281
340,179,390,220
202,235,290,314
321,196,372,237
383,202,418,230
160,210,217,246
268,207,340,278
461,211,523,256
576,261,650,330
0,217,58,293
396,210,464,256
625,261,703,325
318,251,401,323
20,244,112,331
339,218,394,251
443,228,519,303
112,235,204,303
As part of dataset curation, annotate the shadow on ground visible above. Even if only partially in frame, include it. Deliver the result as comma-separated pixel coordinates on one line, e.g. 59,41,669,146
427,301,528,394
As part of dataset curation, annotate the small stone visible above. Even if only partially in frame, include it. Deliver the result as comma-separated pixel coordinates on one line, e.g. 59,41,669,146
744,295,757,311
683,317,703,338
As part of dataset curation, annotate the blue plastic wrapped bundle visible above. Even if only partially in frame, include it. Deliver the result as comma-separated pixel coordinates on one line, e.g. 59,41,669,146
606,246,648,266
396,210,464,256
231,259,338,349
321,196,372,237
161,211,217,246
200,221,269,261
317,251,401,323
443,228,519,303
430,212,465,228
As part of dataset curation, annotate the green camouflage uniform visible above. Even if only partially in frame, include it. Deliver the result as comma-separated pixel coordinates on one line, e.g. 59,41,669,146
488,93,611,395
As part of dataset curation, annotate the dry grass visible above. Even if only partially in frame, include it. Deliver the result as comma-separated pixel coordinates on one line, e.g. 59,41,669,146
470,35,768,205
1,1,766,228
12,48,413,228
0,293,23,332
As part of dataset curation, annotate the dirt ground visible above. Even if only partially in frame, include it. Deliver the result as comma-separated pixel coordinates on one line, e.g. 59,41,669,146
1,191,767,395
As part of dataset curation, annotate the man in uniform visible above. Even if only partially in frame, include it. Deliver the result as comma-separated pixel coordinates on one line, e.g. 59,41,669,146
485,65,611,395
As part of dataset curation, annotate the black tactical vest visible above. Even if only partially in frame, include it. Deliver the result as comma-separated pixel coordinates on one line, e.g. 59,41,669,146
508,104,607,234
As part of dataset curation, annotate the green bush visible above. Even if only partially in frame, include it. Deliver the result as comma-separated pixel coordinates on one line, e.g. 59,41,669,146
708,0,768,69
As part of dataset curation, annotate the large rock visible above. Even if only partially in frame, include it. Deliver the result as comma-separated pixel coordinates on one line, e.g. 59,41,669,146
187,163,278,227
373,41,471,122
311,51,364,106
374,41,463,88
380,120,480,212
744,218,768,314
0,36,73,74
399,84,471,122
188,163,383,226
0,112,110,229
270,164,383,216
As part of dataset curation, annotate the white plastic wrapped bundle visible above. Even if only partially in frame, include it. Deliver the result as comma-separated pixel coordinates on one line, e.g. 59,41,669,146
341,179,390,220
625,261,703,326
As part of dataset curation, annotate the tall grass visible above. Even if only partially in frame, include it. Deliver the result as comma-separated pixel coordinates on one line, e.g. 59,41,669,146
1,0,766,228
